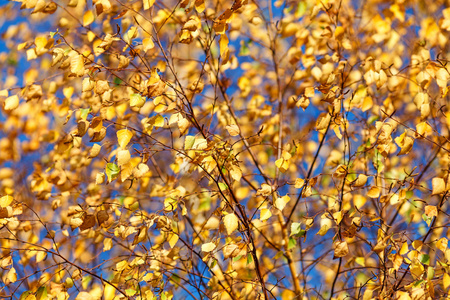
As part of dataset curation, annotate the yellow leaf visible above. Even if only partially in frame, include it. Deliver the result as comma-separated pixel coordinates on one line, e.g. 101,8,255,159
412,240,423,251
117,149,131,167
304,87,315,97
104,283,116,300
4,95,19,110
260,208,272,221
83,10,95,27
142,37,154,51
400,242,409,255
316,113,331,130
396,291,411,300
432,177,446,195
201,242,216,252
143,0,155,10
392,253,403,271
257,183,272,196
275,157,289,173
353,174,368,187
316,224,329,236
219,34,229,61
117,129,133,149
334,26,345,40
130,93,146,108
367,186,380,198
437,238,448,252
333,211,343,225
103,238,112,251
192,138,207,150
177,118,190,135
96,172,105,185
334,241,349,258
355,257,365,266
5,267,17,284
361,96,373,112
416,122,432,138
226,124,240,136
35,250,46,263
194,0,205,13
70,54,85,77
144,290,154,300
410,259,424,279
425,205,438,218
89,144,101,158
168,233,179,248
394,131,414,155
294,178,305,188
223,213,239,235
133,163,149,178
296,96,310,110
333,165,348,178
230,165,242,181
274,195,289,211
0,195,13,208
444,273,450,289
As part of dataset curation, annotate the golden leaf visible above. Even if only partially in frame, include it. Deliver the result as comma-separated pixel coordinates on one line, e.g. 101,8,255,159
223,213,239,235
226,124,240,136
333,241,349,258
444,273,450,289
117,149,131,167
117,129,133,149
0,195,13,208
70,54,85,77
436,238,448,252
4,95,19,111
432,177,446,195
257,183,272,196
260,208,272,221
201,242,216,252
143,0,155,10
83,10,95,27
367,186,380,198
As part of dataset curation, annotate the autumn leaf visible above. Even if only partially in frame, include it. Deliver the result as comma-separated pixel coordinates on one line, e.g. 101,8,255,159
4,95,19,110
226,124,240,136
70,54,85,77
201,242,216,252
105,163,120,182
432,177,446,195
223,213,239,235
117,129,133,149
333,241,349,258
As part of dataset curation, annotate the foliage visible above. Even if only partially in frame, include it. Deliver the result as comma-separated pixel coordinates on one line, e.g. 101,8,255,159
1,0,450,299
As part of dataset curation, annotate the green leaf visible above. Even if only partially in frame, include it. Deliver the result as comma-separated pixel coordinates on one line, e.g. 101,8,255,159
233,255,242,262
184,136,195,150
80,107,91,120
422,214,432,226
290,222,302,236
218,182,228,191
130,93,146,108
126,288,137,296
419,254,430,265
170,274,181,285
288,237,297,250
296,1,307,16
19,291,33,300
106,163,120,182
114,77,123,86
246,253,253,265
36,286,47,300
